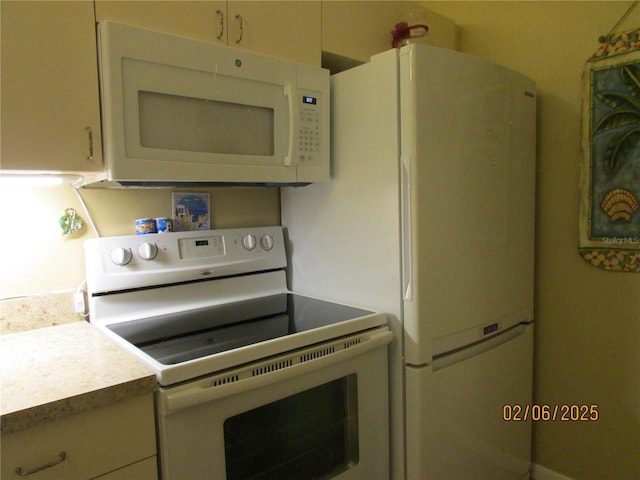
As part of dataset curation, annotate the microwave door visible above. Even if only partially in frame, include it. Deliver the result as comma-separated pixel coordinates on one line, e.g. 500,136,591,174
116,59,295,183
96,21,329,186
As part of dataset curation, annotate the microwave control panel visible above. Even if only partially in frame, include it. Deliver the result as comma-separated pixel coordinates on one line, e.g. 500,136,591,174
298,92,323,165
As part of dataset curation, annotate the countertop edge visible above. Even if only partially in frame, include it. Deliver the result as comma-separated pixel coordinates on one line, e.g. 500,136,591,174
0,321,158,435
1,375,157,434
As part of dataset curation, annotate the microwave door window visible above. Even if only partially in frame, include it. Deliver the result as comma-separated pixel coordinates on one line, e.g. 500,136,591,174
138,91,274,156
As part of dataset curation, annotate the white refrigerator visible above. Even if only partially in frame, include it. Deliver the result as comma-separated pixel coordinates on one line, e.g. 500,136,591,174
281,44,536,480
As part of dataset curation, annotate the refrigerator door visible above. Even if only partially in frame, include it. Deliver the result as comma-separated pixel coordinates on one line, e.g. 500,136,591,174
399,45,536,365
405,324,533,480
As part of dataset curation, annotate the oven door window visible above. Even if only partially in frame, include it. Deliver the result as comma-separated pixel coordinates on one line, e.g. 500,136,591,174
223,375,358,480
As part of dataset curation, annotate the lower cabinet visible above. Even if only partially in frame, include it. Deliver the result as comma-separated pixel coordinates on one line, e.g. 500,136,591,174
1,394,157,480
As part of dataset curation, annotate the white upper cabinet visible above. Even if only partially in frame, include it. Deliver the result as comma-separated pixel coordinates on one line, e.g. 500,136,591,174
94,1,228,45
1,1,103,172
95,1,321,65
227,1,321,65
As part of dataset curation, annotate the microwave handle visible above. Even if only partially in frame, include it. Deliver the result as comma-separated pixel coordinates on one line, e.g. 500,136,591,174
284,84,299,166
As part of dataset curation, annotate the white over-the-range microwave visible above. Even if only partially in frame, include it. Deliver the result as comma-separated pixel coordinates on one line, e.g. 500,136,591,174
81,22,329,188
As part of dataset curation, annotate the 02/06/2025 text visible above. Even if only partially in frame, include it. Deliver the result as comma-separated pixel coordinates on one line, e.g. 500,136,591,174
503,404,599,422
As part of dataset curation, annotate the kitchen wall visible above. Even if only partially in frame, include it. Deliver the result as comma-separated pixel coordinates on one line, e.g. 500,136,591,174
420,2,640,479
2,1,638,478
0,184,279,314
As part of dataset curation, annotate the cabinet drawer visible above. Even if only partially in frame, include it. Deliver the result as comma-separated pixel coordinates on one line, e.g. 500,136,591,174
1,395,156,480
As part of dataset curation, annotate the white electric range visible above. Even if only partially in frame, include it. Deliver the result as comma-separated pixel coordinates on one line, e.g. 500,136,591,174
84,226,392,480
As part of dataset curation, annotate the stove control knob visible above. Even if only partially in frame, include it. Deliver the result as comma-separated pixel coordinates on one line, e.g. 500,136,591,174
110,247,133,266
260,234,274,251
242,233,257,251
137,242,158,261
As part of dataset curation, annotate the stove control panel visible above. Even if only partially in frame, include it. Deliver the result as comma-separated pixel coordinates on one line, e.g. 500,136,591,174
178,234,225,259
84,226,287,294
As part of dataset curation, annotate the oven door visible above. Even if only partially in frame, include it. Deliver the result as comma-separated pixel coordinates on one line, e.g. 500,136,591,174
156,327,392,480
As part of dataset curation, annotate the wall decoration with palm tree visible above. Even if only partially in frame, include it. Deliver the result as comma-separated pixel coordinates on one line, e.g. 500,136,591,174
580,29,640,272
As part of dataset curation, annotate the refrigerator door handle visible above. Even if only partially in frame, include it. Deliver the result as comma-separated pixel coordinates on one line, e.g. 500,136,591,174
432,323,532,372
401,155,413,301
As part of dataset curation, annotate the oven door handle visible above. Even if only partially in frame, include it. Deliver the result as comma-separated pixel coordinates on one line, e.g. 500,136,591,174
159,328,392,415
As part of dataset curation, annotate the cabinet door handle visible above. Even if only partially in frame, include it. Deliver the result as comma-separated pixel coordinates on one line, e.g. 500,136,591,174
235,14,243,44
215,9,224,40
15,451,67,476
85,126,94,162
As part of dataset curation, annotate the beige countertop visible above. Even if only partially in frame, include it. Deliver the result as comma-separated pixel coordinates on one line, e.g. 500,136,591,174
0,321,156,434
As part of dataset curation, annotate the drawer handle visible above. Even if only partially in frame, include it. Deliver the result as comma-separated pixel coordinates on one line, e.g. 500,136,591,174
15,451,66,476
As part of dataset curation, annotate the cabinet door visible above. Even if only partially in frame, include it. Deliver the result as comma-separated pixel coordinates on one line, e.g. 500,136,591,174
228,1,321,66
1,1,102,172
95,1,227,44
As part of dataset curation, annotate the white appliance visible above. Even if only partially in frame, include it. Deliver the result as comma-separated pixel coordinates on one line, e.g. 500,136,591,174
282,44,536,480
84,226,392,479
83,22,329,188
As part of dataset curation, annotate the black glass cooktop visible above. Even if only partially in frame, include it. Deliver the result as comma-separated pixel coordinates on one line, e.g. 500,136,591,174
107,294,373,365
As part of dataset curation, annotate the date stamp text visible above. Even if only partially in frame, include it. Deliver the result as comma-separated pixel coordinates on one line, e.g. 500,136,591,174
503,404,599,422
